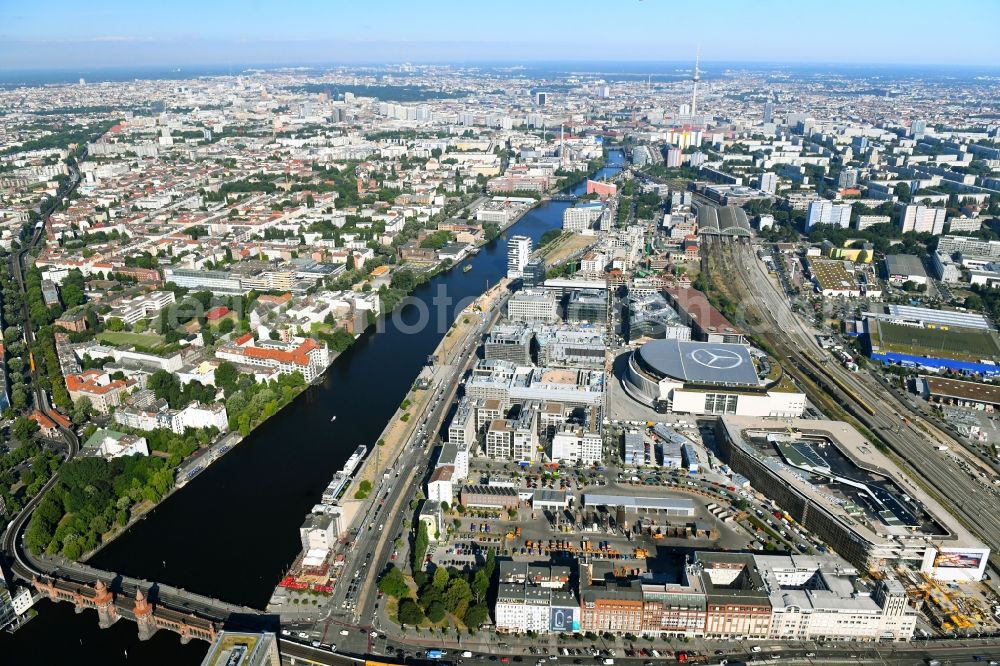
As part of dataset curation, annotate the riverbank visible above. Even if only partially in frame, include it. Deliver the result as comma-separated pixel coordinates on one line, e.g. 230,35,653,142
88,149,623,593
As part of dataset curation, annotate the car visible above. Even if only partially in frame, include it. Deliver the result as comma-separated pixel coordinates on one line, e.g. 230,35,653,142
750,646,761,653
339,629,349,636
280,629,291,636
805,653,816,658
329,645,337,653
501,658,509,663
715,651,725,656
312,641,322,648
770,655,781,661
298,632,309,639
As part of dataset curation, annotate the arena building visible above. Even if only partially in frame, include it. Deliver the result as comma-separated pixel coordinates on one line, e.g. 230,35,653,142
621,339,806,417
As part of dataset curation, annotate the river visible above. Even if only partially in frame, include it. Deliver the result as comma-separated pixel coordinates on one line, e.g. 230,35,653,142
0,150,623,665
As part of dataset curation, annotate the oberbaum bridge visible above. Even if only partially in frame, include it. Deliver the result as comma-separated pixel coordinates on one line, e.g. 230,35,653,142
27,559,266,643
8,547,265,643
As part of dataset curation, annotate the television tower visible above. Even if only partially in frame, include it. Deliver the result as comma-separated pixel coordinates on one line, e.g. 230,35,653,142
690,47,701,118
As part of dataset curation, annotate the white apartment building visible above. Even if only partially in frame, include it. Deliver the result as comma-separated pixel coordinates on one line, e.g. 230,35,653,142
427,465,455,506
103,291,176,326
563,205,603,232
485,419,513,459
448,397,477,450
855,215,891,230
494,586,554,633
550,429,603,465
216,336,330,383
898,204,946,235
806,200,852,230
507,235,533,278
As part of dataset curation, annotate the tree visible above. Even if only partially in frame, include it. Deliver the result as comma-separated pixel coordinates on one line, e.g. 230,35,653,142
398,598,425,625
71,397,93,425
463,604,489,629
378,565,410,599
412,521,429,571
432,565,450,591
106,317,125,332
894,182,912,203
148,369,182,406
12,417,39,444
426,600,446,623
214,361,239,397
471,569,490,602
443,578,472,612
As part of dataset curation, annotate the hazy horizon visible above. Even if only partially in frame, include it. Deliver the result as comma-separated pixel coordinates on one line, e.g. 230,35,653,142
2,0,999,72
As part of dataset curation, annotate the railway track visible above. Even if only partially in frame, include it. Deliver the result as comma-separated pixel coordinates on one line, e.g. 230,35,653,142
702,237,1000,564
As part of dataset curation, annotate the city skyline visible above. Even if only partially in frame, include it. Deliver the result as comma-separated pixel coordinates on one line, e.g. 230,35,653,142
2,0,1000,70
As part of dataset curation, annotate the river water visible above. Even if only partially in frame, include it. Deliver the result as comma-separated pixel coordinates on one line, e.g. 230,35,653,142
0,151,623,665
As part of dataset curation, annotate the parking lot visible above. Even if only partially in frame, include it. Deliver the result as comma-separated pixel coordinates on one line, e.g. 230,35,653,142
428,448,819,574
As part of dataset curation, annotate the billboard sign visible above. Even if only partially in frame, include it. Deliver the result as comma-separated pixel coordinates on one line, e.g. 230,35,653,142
550,606,580,632
934,551,984,569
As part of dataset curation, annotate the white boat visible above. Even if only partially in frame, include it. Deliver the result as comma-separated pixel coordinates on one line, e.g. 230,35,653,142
330,415,337,422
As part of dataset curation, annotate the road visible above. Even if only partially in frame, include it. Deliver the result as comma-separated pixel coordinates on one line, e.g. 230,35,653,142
2,158,83,582
318,288,509,643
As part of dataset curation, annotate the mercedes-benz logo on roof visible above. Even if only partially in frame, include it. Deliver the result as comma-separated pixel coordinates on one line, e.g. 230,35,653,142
690,347,743,370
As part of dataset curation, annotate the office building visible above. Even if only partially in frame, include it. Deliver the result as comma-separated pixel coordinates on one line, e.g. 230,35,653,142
485,324,533,365
565,289,607,324
200,631,280,666
760,554,916,641
507,289,559,324
103,291,176,326
522,258,547,288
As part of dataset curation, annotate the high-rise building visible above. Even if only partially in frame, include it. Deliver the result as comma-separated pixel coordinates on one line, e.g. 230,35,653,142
910,119,927,139
535,91,547,106
666,148,683,168
758,172,778,194
763,101,774,124
522,257,547,288
837,168,859,189
898,204,946,235
507,235,533,278
806,200,852,230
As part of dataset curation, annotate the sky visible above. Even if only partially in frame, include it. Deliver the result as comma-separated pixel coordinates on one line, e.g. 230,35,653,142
1,0,999,71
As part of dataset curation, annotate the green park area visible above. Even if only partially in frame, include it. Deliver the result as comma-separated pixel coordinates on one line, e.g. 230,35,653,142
96,331,166,348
